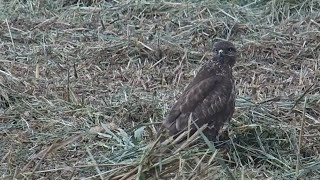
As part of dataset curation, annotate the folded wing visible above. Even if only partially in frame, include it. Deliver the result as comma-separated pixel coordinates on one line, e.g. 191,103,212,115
163,75,230,135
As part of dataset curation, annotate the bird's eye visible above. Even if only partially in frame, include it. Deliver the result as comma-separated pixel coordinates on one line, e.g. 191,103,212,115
214,48,218,53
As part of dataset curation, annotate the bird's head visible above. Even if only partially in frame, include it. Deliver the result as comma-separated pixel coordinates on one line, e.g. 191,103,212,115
213,41,237,66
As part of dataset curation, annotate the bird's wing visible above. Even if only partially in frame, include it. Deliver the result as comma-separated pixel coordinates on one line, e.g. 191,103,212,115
163,76,230,133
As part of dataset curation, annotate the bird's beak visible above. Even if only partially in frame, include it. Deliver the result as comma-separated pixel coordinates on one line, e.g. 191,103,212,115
218,49,224,57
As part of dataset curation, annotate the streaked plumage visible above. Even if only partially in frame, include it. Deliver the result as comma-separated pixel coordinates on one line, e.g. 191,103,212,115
163,40,237,141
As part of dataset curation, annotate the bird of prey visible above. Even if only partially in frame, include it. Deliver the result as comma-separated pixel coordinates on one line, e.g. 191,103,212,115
162,40,237,141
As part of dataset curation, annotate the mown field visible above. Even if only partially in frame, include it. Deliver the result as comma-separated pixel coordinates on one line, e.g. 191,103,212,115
1,0,320,179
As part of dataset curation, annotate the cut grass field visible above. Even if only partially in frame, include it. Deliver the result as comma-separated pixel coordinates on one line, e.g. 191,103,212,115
1,0,320,179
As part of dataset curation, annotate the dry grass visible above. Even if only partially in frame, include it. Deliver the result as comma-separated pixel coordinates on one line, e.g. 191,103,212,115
1,0,320,179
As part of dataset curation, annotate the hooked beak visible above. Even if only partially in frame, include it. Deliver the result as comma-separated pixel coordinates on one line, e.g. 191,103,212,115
218,49,224,57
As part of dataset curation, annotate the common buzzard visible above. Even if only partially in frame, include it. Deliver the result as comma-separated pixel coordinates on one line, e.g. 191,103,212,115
163,40,237,141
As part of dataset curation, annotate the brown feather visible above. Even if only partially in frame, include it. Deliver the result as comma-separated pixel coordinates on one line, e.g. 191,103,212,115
162,40,237,141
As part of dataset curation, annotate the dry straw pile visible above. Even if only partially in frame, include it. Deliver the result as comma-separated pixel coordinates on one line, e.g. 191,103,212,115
1,0,319,179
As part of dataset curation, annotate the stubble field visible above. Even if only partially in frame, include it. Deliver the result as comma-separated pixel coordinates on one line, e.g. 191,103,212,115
1,0,320,179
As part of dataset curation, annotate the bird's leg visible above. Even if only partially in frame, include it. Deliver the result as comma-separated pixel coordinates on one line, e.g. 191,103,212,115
203,127,218,142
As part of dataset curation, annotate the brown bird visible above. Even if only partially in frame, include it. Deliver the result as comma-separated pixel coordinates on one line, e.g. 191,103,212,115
162,40,237,141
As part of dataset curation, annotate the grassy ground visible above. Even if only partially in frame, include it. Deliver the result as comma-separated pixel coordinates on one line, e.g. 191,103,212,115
1,0,320,179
